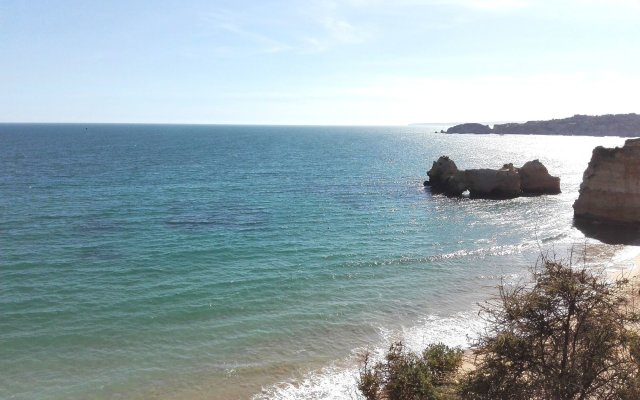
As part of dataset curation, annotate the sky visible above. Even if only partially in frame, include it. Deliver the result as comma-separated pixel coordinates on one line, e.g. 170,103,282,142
1,0,640,125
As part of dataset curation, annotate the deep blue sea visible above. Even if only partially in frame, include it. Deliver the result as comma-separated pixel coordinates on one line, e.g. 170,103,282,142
0,124,635,399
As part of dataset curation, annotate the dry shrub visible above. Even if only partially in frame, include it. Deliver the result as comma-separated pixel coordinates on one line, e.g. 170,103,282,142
461,256,640,399
359,255,640,399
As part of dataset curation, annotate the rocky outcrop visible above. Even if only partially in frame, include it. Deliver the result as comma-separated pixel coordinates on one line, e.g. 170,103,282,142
426,157,560,199
464,166,522,198
444,114,640,137
519,160,561,194
573,138,640,224
426,156,458,185
446,123,492,134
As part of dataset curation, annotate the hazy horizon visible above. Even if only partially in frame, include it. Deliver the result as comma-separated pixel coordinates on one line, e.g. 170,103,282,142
2,0,639,125
1,113,634,127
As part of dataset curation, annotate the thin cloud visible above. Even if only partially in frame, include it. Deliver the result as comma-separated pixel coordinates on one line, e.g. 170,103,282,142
201,11,293,55
327,0,529,11
445,0,529,10
299,16,368,53
201,8,368,55
322,17,366,43
219,22,292,53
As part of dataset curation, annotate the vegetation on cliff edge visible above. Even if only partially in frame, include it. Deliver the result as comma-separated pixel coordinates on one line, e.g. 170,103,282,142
358,256,640,399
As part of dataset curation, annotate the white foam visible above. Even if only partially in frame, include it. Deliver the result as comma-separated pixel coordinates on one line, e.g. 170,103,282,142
254,311,484,400
399,312,485,352
612,245,640,264
605,245,640,276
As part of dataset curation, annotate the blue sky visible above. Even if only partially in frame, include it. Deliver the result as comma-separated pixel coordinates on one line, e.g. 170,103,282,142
2,0,640,125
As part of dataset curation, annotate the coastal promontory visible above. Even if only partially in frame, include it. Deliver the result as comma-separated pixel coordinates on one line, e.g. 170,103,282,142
446,123,492,134
573,138,640,224
446,113,640,137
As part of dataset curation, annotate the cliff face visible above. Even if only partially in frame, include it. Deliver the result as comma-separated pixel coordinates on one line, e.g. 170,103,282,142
573,138,640,224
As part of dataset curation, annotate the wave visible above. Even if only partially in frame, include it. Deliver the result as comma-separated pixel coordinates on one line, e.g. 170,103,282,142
254,311,484,400
254,242,637,400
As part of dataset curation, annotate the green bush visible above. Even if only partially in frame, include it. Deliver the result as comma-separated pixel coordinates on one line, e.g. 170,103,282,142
358,342,463,400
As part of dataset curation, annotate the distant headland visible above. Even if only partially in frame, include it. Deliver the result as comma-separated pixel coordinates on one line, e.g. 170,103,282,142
443,113,640,137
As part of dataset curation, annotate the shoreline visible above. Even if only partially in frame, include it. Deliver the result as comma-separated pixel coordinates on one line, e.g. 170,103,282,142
126,244,640,400
607,247,640,281
251,243,640,399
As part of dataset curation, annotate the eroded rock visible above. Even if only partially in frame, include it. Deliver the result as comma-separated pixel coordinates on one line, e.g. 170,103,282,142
573,138,640,224
427,156,458,185
519,160,561,194
465,166,521,199
425,156,560,199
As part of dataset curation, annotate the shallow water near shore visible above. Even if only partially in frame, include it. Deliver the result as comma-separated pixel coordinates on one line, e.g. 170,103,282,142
0,124,634,399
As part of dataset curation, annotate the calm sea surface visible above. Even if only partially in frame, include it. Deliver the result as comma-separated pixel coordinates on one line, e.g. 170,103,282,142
0,124,633,399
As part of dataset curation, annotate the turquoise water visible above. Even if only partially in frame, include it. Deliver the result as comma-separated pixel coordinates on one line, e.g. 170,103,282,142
0,124,631,399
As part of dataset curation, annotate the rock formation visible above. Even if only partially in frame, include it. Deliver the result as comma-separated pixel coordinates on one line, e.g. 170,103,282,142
444,114,640,137
493,114,640,136
446,123,492,134
465,166,521,198
519,160,561,194
426,157,560,199
425,156,458,185
573,138,640,224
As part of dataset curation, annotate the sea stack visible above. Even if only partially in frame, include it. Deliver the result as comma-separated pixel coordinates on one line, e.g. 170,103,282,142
519,160,561,194
573,138,640,224
425,156,560,199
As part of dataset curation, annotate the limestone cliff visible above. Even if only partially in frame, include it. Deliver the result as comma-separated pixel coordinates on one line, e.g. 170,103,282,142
573,138,640,224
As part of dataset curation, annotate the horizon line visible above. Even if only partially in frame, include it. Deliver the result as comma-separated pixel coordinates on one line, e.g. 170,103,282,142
0,121,457,127
1,113,635,127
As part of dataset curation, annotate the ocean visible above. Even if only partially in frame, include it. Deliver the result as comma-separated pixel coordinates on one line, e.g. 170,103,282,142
0,124,635,399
